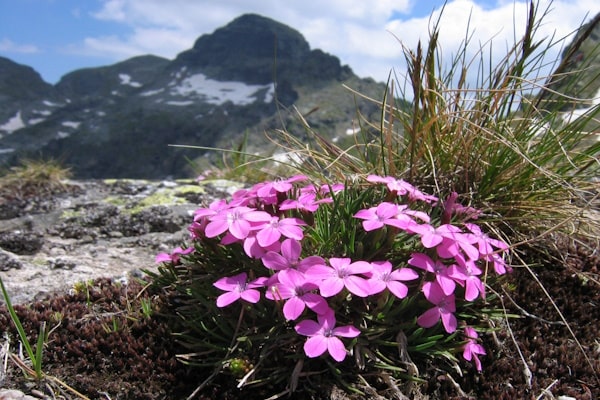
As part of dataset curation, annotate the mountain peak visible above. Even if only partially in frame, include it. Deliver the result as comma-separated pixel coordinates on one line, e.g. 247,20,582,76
175,13,349,84
193,13,310,60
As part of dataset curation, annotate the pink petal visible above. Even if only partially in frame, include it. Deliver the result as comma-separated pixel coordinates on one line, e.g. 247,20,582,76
281,239,301,260
353,209,375,220
408,253,434,273
283,297,306,320
362,220,384,231
465,278,484,301
332,325,361,338
303,335,328,358
326,337,348,362
305,264,334,280
390,268,419,281
257,227,281,247
344,276,370,297
213,273,246,291
367,279,386,295
262,252,289,270
421,232,443,248
347,261,373,275
417,307,441,328
295,319,321,336
229,219,251,239
440,311,457,333
437,275,456,296
386,281,409,298
240,288,261,304
302,293,330,315
319,277,344,297
278,268,305,287
299,256,327,272
278,223,304,240
204,220,229,238
422,281,445,304
216,292,241,307
155,253,172,263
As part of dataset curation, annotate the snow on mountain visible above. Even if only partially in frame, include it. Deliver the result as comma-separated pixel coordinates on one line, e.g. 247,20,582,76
118,73,142,88
166,71,275,106
0,111,25,134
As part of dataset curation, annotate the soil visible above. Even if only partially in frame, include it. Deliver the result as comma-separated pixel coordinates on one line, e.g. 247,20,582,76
0,180,599,399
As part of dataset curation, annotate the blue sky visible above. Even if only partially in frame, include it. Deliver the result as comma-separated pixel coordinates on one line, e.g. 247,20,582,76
1,0,598,84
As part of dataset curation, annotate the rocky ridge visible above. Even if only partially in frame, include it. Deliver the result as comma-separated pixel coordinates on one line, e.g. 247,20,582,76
0,178,240,304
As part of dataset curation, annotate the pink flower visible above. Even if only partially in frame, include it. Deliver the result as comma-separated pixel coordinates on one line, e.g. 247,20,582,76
463,223,509,257
213,272,268,307
367,175,438,203
261,239,324,272
193,199,229,222
441,192,481,222
408,253,456,296
366,175,414,196
408,223,462,249
256,175,308,198
254,216,306,247
366,261,419,298
447,254,485,301
354,202,415,231
485,251,511,275
295,310,360,361
266,269,329,320
279,192,332,213
436,230,479,261
463,326,486,371
205,206,271,240
417,281,457,333
242,232,281,259
155,246,194,264
306,258,372,298
316,183,345,195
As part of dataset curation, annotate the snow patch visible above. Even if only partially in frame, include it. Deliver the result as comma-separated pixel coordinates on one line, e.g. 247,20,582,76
166,100,194,106
561,87,600,124
0,148,15,154
33,109,52,116
0,111,25,133
346,126,360,135
43,100,61,107
57,131,70,139
140,88,164,97
28,118,46,125
62,121,81,129
118,73,142,88
169,73,274,106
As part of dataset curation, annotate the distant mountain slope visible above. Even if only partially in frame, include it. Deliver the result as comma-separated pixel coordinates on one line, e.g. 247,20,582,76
536,11,600,114
0,14,386,179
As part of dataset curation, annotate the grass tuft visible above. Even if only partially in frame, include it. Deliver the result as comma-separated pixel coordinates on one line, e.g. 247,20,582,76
0,158,72,201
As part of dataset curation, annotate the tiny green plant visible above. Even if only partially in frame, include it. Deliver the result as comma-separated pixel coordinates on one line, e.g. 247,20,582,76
139,297,154,319
0,276,46,380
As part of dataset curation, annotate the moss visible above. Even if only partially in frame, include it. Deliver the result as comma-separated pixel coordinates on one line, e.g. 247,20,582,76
59,209,81,219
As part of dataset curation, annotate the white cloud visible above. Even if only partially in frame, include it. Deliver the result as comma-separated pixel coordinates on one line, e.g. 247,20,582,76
77,0,599,83
0,38,39,54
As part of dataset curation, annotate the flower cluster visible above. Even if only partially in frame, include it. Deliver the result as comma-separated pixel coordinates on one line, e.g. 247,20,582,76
157,174,510,370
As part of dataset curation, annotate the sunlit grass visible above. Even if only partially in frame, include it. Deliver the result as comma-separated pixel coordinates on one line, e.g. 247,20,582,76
0,158,72,200
270,1,600,248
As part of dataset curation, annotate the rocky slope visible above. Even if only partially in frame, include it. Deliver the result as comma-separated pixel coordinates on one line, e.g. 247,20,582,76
0,178,240,304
